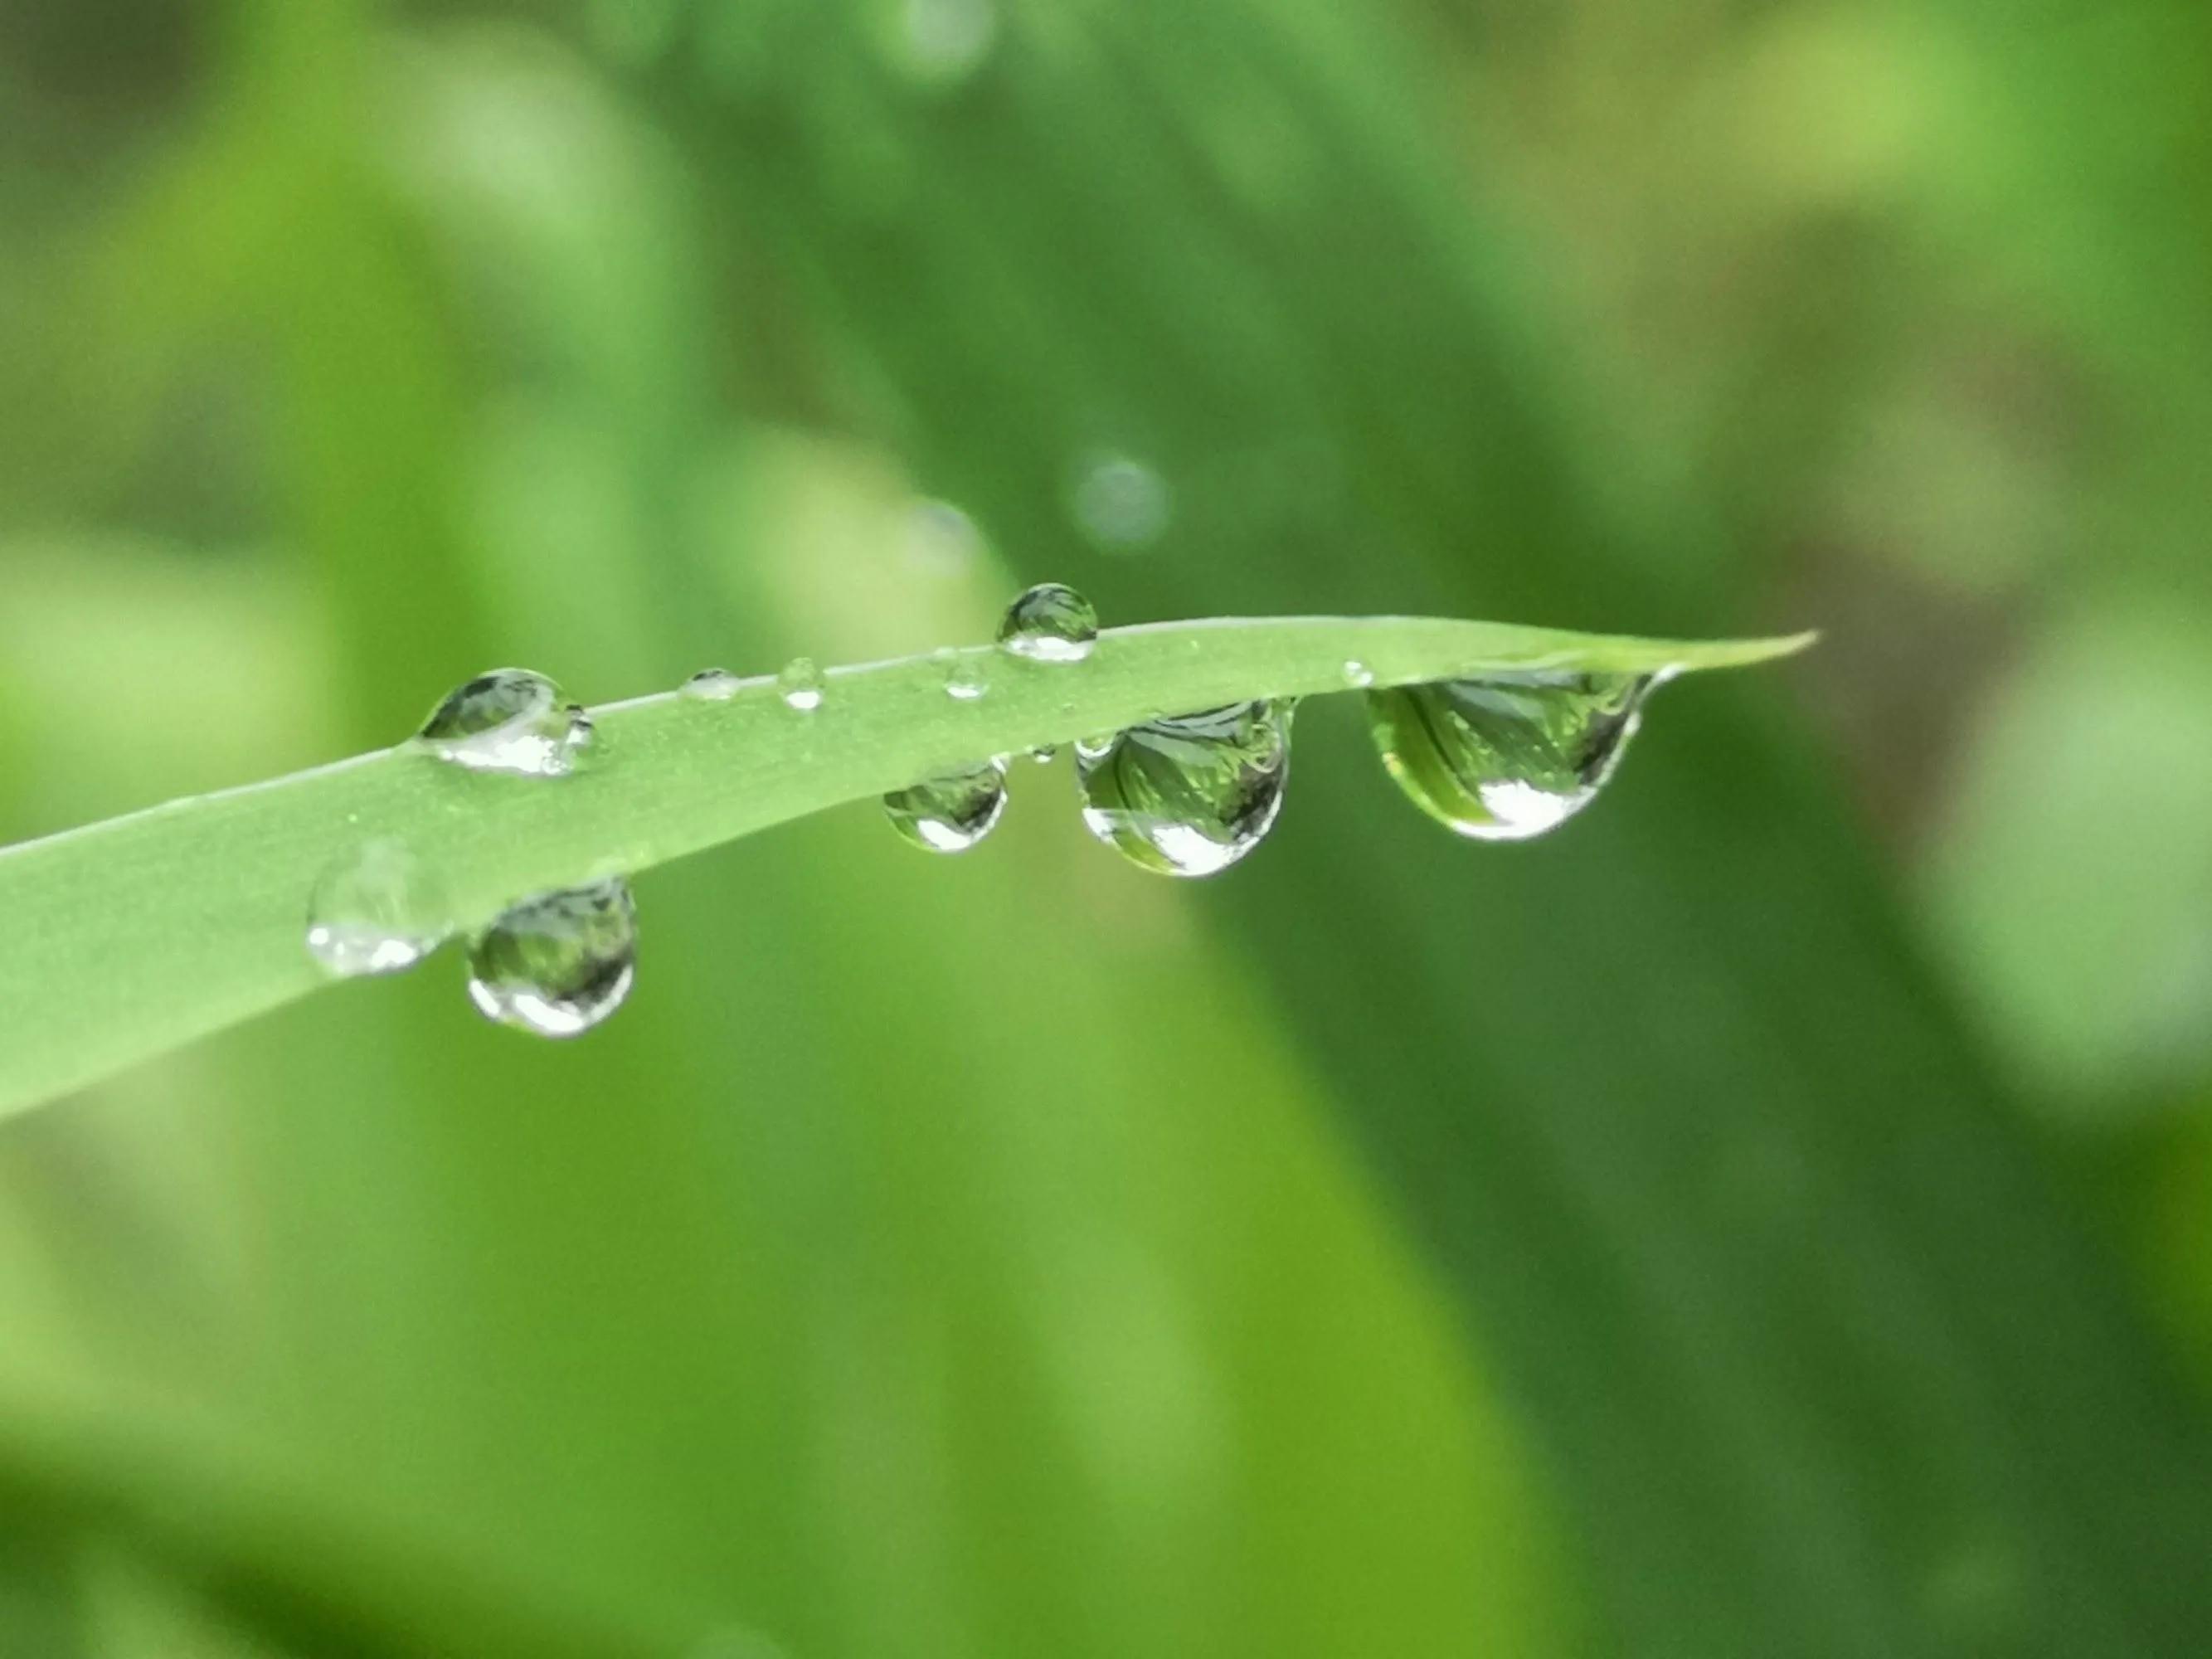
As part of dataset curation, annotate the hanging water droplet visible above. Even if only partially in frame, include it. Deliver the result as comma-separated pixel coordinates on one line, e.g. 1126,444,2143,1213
1342,659,1376,689
777,657,825,711
304,839,451,978
998,583,1099,664
682,667,743,702
941,650,990,702
883,757,1009,854
466,878,638,1039
1028,744,1060,766
1366,672,1650,841
1075,701,1293,878
416,669,594,777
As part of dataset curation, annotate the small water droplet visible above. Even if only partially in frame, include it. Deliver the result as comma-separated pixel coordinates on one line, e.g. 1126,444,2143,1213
1342,659,1375,689
890,0,998,84
941,650,990,702
682,667,743,702
1367,672,1649,841
1071,450,1171,551
884,757,1009,854
904,499,984,572
466,878,638,1039
778,657,825,711
416,669,594,777
1029,744,1060,766
305,840,451,978
1075,701,1292,878
998,583,1099,664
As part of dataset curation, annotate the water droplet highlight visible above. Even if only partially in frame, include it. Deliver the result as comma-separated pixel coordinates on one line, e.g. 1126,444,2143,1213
998,583,1099,664
466,878,638,1039
304,840,450,978
1342,659,1375,689
778,657,825,711
683,667,743,702
1075,701,1293,878
1366,672,1650,841
883,757,1009,854
416,669,594,777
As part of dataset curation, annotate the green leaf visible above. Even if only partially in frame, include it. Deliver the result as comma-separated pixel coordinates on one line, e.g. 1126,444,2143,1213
0,616,1803,1117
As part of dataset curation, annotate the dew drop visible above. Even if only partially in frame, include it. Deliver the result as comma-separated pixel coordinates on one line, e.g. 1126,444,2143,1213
466,878,638,1039
998,582,1099,664
884,757,1009,854
682,667,743,702
1070,450,1170,551
1028,744,1060,766
777,657,825,711
416,669,594,777
304,839,451,978
1075,701,1292,878
1366,672,1650,841
941,651,990,702
1342,659,1376,689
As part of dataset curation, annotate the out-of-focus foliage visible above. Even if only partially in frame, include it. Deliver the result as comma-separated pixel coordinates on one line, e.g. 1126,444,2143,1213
0,0,2208,1656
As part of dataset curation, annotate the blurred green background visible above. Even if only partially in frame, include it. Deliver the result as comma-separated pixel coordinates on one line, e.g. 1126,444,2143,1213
3,0,2211,1653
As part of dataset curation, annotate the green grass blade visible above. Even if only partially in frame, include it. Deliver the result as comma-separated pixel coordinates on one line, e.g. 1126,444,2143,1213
0,615,1806,1117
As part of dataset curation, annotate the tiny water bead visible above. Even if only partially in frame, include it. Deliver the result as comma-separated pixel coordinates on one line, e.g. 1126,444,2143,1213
304,840,451,978
682,667,743,702
416,669,594,778
997,582,1099,664
466,878,639,1039
1075,700,1294,878
883,758,1009,854
1366,671,1651,842
941,651,990,702
1342,659,1376,689
777,657,826,711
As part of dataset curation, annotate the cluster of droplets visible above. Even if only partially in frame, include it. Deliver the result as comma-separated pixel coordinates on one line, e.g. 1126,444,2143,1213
306,586,1664,1041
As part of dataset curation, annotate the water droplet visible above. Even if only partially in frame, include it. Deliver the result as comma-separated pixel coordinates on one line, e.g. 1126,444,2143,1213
1071,450,1170,551
883,757,1009,854
941,650,990,702
683,667,743,702
304,840,450,978
904,499,984,572
1029,744,1060,766
466,878,638,1039
1342,659,1375,689
777,657,825,711
1075,701,1293,878
998,583,1099,664
1366,672,1650,841
416,669,594,777
891,0,998,84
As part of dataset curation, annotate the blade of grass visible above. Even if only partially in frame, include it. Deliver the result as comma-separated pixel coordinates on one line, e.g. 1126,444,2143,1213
0,616,1805,1118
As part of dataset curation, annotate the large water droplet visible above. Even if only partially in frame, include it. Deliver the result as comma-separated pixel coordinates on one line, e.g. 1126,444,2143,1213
1366,672,1650,841
778,657,825,711
305,840,450,978
883,757,1009,854
682,667,743,702
1075,701,1292,878
416,669,593,777
466,878,639,1039
998,583,1099,664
